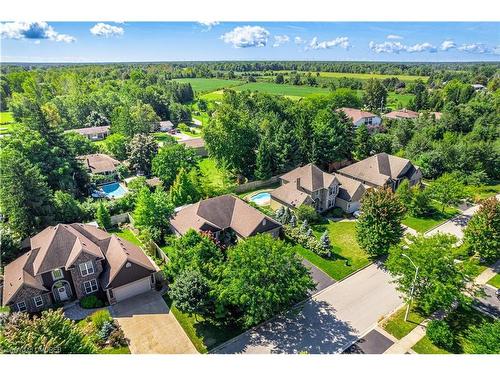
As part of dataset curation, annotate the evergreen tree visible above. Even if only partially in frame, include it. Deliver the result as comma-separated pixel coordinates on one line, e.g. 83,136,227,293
320,230,331,250
255,136,273,180
354,124,372,159
95,201,111,230
363,78,388,111
127,134,158,176
168,167,201,207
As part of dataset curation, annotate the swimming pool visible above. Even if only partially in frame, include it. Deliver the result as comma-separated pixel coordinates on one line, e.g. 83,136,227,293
250,192,271,206
100,182,128,199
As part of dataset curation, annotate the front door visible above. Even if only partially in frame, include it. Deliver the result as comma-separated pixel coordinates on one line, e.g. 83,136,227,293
58,286,69,301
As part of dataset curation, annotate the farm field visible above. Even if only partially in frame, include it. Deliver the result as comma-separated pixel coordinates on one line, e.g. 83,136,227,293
300,71,429,82
173,78,243,93
0,111,18,135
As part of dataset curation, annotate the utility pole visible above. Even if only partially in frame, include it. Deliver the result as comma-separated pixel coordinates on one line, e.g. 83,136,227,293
401,253,419,322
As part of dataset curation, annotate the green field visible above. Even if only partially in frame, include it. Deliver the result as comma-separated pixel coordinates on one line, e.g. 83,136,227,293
387,92,415,109
0,111,18,135
306,71,429,82
294,220,371,281
234,82,330,99
173,78,244,93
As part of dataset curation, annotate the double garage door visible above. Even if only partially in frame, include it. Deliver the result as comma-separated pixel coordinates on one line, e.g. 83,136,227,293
113,276,152,303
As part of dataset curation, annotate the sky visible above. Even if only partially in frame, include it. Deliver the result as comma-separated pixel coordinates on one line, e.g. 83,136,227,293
1,22,499,63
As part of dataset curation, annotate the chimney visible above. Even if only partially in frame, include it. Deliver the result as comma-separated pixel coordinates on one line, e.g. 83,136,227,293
296,178,301,191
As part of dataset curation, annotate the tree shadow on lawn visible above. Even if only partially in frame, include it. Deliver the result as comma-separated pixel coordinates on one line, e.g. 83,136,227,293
217,300,358,354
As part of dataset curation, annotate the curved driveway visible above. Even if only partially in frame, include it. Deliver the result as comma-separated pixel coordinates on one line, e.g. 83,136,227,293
213,262,403,354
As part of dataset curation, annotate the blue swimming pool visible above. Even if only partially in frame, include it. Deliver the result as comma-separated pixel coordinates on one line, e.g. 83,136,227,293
100,182,128,199
250,192,271,206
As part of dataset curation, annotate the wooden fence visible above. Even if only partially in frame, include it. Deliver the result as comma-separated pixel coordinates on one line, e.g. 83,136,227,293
234,176,280,194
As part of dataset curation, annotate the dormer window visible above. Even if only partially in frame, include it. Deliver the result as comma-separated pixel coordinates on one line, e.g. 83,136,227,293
79,260,95,277
52,268,63,281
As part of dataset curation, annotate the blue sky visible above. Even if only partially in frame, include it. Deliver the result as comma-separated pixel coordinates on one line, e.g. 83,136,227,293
1,22,499,62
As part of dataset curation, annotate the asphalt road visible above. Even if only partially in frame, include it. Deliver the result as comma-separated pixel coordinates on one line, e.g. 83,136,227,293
475,285,500,318
302,259,336,294
213,262,403,354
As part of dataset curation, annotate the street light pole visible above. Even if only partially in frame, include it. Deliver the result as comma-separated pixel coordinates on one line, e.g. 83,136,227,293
402,253,419,322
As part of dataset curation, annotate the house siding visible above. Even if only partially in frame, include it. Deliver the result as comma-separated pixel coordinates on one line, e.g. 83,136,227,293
8,286,52,314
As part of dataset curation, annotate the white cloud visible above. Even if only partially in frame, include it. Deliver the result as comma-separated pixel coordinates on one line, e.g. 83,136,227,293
0,21,75,43
198,21,219,31
309,36,351,50
294,36,305,45
369,40,436,53
387,34,403,40
369,41,406,53
90,23,124,38
440,40,456,51
273,34,290,47
406,42,437,53
458,43,489,54
221,26,269,48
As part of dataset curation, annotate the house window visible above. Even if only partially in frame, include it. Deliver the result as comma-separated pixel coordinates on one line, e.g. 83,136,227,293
52,268,63,281
33,295,44,308
365,117,373,125
83,279,98,294
16,300,27,312
108,289,114,299
79,260,95,277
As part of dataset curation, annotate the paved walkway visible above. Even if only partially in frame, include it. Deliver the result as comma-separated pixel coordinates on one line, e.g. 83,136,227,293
213,262,402,354
475,260,500,285
383,320,429,354
64,303,109,321
110,291,197,354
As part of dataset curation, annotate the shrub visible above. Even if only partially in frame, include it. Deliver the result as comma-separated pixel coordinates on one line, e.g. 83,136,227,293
296,205,321,224
80,295,104,309
90,309,112,331
285,225,330,257
98,321,115,342
177,123,190,132
108,325,128,348
427,320,455,351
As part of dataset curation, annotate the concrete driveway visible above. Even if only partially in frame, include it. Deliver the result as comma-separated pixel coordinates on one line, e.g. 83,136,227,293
475,285,500,318
213,262,403,354
110,291,197,354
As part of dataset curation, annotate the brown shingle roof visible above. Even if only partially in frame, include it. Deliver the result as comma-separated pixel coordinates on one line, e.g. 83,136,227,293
334,174,366,202
2,224,157,305
270,182,314,208
178,138,205,149
338,153,418,187
338,108,378,124
170,195,281,238
78,153,120,174
280,163,338,192
383,108,419,119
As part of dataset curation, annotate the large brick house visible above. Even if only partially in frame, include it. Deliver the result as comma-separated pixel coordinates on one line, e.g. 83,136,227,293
2,223,158,314
270,163,366,214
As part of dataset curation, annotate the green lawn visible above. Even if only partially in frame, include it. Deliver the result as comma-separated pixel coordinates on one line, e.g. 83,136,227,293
469,183,500,201
296,71,429,82
412,335,451,354
487,273,500,289
294,221,370,281
162,294,243,353
402,202,460,233
382,305,427,339
153,132,176,145
173,78,244,93
198,157,235,194
98,346,131,354
387,92,415,109
412,305,494,354
234,82,331,99
0,111,18,135
180,129,201,138
108,227,141,246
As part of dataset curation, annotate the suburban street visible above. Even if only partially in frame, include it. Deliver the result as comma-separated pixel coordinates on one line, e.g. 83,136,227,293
213,262,403,354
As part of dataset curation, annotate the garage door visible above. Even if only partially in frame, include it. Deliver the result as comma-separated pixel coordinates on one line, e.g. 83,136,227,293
113,277,152,302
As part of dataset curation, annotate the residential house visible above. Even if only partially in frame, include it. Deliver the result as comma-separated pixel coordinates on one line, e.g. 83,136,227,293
2,223,159,313
78,153,121,179
159,120,174,132
383,108,419,120
338,107,382,130
429,112,442,120
178,137,208,157
65,126,110,141
337,153,422,191
169,194,281,240
270,163,366,214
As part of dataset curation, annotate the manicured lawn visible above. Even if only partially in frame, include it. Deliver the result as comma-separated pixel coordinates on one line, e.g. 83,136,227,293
412,305,494,354
180,129,201,138
108,227,141,246
382,305,426,339
98,345,131,354
387,92,415,109
200,90,225,101
402,202,460,233
412,335,451,354
153,132,176,145
173,78,244,93
469,183,500,201
487,273,500,288
162,294,243,353
198,157,235,194
294,221,370,281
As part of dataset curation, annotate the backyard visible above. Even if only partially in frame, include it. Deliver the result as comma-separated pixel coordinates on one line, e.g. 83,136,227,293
294,220,371,281
197,157,236,194
108,227,142,247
